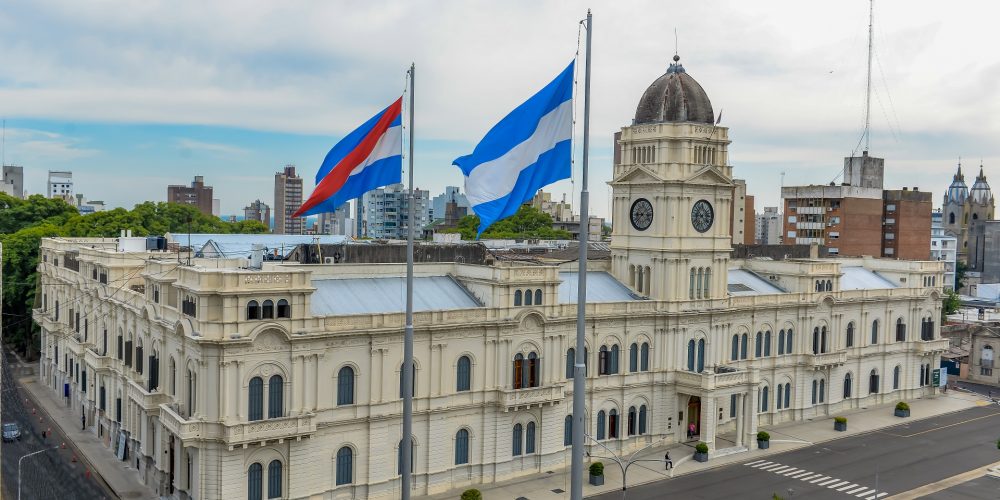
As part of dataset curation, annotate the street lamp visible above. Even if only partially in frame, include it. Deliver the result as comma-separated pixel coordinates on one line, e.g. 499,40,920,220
584,433,670,499
18,447,58,500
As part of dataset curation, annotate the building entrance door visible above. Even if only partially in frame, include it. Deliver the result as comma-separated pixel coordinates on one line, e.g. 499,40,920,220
687,396,701,440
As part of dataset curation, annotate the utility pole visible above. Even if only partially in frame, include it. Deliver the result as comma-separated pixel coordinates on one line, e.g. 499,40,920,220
864,0,874,152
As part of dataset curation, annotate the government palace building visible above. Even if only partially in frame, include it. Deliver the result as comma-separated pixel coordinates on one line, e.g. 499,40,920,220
34,56,947,499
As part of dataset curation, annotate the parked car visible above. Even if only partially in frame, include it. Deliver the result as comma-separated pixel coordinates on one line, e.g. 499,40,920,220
2,422,21,442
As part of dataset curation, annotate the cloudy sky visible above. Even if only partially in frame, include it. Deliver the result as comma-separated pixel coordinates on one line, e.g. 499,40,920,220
2,0,999,221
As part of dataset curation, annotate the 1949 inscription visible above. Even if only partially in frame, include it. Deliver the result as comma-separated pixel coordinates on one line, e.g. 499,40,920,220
244,274,292,284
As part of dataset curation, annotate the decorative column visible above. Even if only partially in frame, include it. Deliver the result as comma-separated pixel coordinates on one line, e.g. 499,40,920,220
220,360,229,421
234,360,243,420
700,396,717,451
734,393,744,448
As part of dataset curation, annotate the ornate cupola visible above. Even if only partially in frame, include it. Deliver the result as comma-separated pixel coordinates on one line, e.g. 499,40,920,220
969,165,993,204
944,163,968,205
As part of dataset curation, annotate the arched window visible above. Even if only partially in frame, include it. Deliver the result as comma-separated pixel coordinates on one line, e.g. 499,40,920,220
778,330,786,355
629,343,639,372
596,411,606,440
514,290,522,306
741,333,749,359
247,300,260,320
846,322,855,348
267,460,282,499
628,406,637,436
697,339,705,372
512,424,523,455
869,369,879,394
524,289,533,306
457,356,471,392
825,280,832,291
513,353,524,388
893,365,901,390
610,344,620,374
764,331,772,356
820,378,826,402
268,375,283,418
872,320,880,344
785,328,793,354
686,340,696,371
525,422,536,454
276,299,290,318
784,382,791,409
527,352,539,387
248,377,263,421
535,289,542,305
811,380,818,405
566,348,575,379
821,326,828,353
703,267,712,298
949,212,955,224
262,300,274,319
640,343,650,371
455,429,470,465
760,386,769,413
696,268,703,299
689,268,696,299
398,439,414,474
608,409,619,439
755,332,763,357
777,384,783,410
844,373,853,399
169,358,176,395
337,366,355,405
896,318,906,342
639,405,648,434
248,463,263,500
812,327,820,354
564,415,573,446
731,334,740,361
336,447,353,485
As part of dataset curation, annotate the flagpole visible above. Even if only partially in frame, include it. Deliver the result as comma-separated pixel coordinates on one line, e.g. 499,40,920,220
401,62,415,500
570,9,592,500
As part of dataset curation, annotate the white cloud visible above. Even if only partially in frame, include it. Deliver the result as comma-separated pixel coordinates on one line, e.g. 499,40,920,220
175,138,250,156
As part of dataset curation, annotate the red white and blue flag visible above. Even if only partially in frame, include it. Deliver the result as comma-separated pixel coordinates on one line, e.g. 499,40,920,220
293,97,403,218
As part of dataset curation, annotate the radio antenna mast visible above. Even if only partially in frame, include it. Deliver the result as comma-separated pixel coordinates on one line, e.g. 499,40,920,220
863,0,874,153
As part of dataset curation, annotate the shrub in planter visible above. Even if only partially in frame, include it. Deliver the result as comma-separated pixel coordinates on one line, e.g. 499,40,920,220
694,442,710,462
894,401,911,418
996,438,1000,450
588,462,605,486
757,431,771,449
834,416,847,432
460,489,483,500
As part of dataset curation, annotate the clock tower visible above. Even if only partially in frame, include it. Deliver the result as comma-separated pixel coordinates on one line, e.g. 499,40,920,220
610,55,734,302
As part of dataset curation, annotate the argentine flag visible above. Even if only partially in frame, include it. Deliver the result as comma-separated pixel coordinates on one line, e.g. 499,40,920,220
453,61,574,236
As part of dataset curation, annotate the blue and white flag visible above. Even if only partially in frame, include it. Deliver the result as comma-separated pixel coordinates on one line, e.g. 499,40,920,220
453,61,574,236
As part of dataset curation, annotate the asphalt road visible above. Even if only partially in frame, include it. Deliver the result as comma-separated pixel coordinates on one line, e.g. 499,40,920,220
592,405,1000,500
1,349,113,500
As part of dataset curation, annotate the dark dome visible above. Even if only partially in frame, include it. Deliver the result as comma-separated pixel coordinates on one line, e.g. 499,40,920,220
634,56,715,125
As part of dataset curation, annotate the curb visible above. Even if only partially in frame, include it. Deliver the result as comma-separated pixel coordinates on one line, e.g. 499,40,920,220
19,377,122,500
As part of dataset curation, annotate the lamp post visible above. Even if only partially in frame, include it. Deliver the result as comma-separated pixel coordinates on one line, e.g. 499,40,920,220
18,447,58,500
585,434,670,499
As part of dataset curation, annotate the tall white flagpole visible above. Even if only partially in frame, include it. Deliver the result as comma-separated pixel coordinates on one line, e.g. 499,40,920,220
570,9,592,500
401,62,415,500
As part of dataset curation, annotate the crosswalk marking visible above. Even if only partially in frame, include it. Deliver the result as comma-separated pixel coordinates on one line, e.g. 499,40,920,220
743,461,886,498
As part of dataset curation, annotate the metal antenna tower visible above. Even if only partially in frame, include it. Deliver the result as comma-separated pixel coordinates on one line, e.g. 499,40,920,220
864,0,874,153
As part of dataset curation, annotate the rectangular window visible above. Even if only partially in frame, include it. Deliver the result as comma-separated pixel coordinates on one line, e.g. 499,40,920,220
787,216,797,223
982,368,993,376
787,231,797,238
886,204,896,211
884,248,894,255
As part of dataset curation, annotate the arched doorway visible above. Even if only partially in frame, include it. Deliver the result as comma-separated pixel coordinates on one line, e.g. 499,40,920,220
687,396,701,440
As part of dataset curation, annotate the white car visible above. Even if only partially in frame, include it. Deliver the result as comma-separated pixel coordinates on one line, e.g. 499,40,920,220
2,422,21,442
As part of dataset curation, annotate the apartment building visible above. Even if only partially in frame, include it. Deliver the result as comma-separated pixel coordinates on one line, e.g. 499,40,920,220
274,165,303,235
167,175,214,216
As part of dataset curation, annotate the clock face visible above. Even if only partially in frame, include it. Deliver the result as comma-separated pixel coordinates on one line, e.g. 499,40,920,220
630,198,653,231
691,199,714,233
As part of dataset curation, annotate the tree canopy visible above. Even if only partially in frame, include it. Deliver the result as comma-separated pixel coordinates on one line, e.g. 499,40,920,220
1,199,268,356
444,205,573,240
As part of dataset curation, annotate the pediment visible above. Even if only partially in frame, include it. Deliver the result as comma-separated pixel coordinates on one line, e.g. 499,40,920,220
683,166,734,186
613,165,662,184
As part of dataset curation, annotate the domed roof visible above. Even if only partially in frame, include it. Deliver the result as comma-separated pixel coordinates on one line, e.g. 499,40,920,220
970,165,993,204
634,55,715,125
944,163,968,205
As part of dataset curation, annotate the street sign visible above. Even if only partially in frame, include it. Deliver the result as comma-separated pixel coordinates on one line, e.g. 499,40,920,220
932,368,941,387
939,369,948,387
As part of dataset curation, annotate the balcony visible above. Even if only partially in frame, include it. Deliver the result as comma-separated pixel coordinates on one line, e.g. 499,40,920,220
805,351,847,368
674,369,749,391
916,338,950,354
224,414,317,447
158,403,219,442
498,385,565,411
127,380,172,412
84,348,112,372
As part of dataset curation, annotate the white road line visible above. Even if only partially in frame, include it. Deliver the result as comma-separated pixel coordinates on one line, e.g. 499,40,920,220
797,473,820,481
780,468,802,476
837,483,860,491
818,478,842,486
760,464,785,471
744,460,766,466
770,466,792,473
790,471,813,479
809,476,831,483
875,493,888,499
826,480,849,489
853,488,875,497
845,486,869,495
752,461,775,469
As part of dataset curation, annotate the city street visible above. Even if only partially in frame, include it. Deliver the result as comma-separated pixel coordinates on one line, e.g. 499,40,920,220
1,350,113,500
592,405,1000,500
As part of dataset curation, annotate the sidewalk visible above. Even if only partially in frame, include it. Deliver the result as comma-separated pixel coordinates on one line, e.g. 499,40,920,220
19,376,158,500
429,390,989,499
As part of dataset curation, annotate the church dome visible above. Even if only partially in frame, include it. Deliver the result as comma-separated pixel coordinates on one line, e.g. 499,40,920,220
634,55,715,125
970,165,993,204
944,164,968,205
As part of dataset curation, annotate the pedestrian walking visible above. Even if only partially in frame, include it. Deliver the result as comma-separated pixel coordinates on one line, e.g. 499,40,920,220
81,412,86,431
664,451,673,470
687,422,696,439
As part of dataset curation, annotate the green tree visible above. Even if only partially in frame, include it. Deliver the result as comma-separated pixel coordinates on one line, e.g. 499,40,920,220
445,205,572,240
942,289,961,320
955,261,968,291
0,193,78,234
